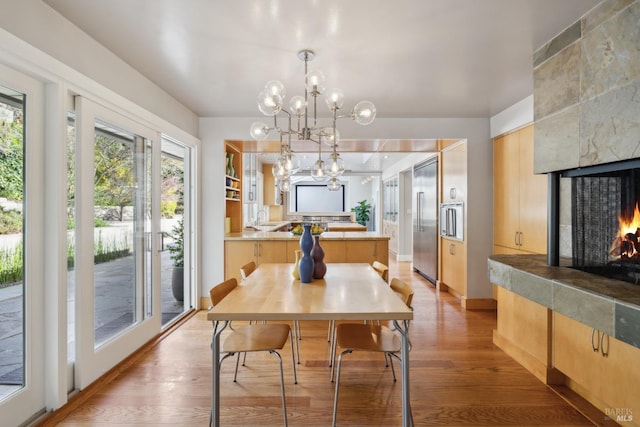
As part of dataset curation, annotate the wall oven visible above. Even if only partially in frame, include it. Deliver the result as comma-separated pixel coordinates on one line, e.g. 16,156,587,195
440,201,464,241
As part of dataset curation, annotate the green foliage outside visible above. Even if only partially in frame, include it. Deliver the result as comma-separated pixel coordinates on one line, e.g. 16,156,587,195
0,210,22,234
168,218,184,267
0,241,22,286
0,107,24,202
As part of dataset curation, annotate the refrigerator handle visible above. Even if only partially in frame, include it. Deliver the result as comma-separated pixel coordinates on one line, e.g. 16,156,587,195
417,192,424,231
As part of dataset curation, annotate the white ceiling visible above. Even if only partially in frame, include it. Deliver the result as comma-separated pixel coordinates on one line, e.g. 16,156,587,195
42,0,601,171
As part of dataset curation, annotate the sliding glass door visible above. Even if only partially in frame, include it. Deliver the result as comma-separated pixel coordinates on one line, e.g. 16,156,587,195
0,65,46,425
74,97,160,388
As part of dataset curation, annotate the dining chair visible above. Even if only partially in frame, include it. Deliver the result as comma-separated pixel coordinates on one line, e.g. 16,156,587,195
240,261,256,279
331,277,413,426
209,278,297,426
240,261,302,365
372,260,389,283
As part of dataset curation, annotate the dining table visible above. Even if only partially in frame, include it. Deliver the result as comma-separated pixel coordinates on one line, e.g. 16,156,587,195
207,262,414,426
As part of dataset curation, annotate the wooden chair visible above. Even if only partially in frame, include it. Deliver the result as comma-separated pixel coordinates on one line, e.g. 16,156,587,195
209,278,297,426
239,261,302,364
331,277,413,426
372,261,389,283
240,261,256,280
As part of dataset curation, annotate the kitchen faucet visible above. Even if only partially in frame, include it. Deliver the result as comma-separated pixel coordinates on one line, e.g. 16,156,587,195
255,209,267,226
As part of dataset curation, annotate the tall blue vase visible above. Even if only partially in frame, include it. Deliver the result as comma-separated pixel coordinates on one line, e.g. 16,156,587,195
298,224,314,283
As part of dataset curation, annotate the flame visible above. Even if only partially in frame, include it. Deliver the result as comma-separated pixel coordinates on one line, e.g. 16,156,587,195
618,203,640,238
610,202,640,259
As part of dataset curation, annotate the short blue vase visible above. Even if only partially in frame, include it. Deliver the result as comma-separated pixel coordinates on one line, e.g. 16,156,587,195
298,224,315,283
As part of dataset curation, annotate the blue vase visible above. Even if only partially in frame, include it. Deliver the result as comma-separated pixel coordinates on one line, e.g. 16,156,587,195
298,224,314,283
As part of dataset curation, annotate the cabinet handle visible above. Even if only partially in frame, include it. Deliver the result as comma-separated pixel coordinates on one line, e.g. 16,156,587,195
257,243,262,257
600,333,609,358
591,328,599,352
519,232,523,247
450,187,456,199
253,243,258,257
450,243,455,255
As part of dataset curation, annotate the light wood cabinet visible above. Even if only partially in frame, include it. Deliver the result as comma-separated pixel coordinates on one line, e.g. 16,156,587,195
225,142,243,233
226,238,388,280
493,125,547,254
439,142,468,300
224,240,287,280
493,287,554,384
553,312,640,424
440,238,467,297
441,142,467,203
345,240,388,264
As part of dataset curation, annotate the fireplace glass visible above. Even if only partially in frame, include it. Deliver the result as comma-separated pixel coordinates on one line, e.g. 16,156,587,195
572,168,640,284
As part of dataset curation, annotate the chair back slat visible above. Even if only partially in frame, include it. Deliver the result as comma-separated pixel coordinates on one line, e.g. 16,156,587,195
210,278,238,307
390,277,413,308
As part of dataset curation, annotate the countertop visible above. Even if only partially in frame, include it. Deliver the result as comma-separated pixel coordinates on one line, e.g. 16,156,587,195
488,254,640,349
225,230,389,241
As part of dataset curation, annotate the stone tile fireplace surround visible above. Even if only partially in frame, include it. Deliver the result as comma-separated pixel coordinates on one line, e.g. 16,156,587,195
491,0,640,350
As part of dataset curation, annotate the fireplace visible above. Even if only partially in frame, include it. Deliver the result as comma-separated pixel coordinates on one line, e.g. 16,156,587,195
562,159,640,285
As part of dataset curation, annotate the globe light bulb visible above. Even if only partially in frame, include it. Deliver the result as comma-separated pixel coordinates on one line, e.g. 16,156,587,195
305,69,326,94
264,80,286,99
289,95,306,117
324,88,344,110
324,152,345,177
311,159,328,182
272,156,289,180
249,121,269,140
321,127,340,146
327,178,341,191
352,100,376,125
257,89,282,116
283,152,301,174
278,177,291,192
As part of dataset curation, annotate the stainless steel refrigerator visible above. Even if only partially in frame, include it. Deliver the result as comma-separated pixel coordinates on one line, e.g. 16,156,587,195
413,158,438,284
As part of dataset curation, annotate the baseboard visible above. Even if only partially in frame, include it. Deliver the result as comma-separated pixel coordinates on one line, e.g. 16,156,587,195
462,297,497,310
199,296,211,310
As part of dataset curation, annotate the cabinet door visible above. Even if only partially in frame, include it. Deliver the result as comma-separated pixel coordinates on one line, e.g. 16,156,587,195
345,241,377,263
320,240,346,263
224,241,257,280
518,125,548,254
441,239,466,296
553,313,640,416
493,133,520,249
256,241,288,264
441,142,467,202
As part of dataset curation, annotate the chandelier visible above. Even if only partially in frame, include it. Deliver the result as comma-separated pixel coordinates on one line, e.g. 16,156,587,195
249,49,376,192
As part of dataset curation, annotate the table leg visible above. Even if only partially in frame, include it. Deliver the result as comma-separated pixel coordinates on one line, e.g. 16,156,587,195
211,321,229,427
394,320,412,427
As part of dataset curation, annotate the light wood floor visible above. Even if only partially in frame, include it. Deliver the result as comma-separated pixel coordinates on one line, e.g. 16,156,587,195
39,260,594,426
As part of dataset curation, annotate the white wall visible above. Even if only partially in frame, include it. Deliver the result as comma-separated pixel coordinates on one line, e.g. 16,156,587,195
0,0,199,136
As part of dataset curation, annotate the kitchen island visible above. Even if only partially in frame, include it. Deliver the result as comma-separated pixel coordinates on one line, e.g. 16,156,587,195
224,230,389,281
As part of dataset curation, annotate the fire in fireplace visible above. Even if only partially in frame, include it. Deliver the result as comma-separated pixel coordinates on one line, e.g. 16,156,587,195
610,202,640,262
566,159,640,285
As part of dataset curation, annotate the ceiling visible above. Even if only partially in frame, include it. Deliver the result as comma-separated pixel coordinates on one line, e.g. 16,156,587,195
42,0,601,171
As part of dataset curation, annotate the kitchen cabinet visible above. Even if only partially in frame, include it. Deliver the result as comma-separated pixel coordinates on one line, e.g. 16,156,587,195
553,312,640,423
224,240,287,280
441,142,467,204
493,125,547,254
345,240,388,264
225,142,243,233
440,238,466,297
439,142,469,301
225,236,389,280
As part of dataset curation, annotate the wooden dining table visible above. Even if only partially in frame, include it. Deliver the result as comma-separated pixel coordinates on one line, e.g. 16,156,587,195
207,262,414,426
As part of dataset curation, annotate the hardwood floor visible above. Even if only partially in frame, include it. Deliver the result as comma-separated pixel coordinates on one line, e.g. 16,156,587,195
39,260,594,426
